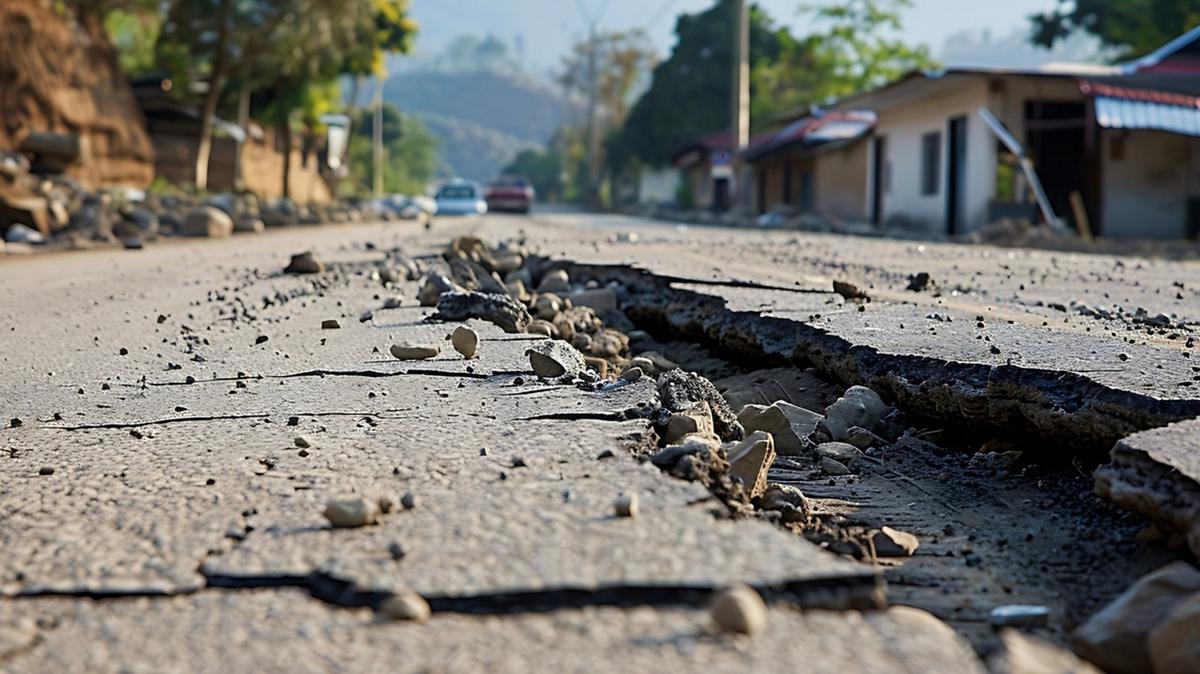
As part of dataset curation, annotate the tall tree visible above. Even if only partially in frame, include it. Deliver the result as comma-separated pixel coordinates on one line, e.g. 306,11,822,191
614,0,785,168
152,0,415,192
557,29,657,201
794,0,934,100
1031,0,1200,59
614,0,931,169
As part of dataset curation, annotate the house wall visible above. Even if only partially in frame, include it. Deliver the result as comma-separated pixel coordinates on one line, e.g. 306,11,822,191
873,78,995,234
681,164,712,209
814,140,870,222
1101,129,1199,239
638,167,679,206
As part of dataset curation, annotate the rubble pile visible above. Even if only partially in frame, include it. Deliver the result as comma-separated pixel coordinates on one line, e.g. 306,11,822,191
0,151,384,254
418,237,921,553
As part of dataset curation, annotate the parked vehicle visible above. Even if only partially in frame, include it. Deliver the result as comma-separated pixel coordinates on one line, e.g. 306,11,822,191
434,181,487,216
485,177,535,214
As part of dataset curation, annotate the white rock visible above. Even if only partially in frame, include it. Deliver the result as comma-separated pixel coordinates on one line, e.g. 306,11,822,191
872,527,919,557
451,325,478,359
380,591,431,622
710,584,768,636
727,431,776,499
390,342,440,360
537,269,571,293
819,386,887,441
527,340,587,378
614,493,638,518
323,497,381,528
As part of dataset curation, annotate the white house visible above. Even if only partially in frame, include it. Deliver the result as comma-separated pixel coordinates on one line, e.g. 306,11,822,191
830,28,1200,240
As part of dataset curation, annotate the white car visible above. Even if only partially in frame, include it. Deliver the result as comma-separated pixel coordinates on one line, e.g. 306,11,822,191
435,182,487,216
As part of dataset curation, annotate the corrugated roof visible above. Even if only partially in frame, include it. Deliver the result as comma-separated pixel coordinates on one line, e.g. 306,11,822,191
742,111,875,162
1094,96,1200,137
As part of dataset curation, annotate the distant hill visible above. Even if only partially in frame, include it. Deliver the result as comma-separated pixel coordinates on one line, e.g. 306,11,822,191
382,70,573,181
417,111,539,183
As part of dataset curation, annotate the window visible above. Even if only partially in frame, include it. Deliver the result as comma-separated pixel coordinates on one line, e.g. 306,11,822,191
921,131,941,195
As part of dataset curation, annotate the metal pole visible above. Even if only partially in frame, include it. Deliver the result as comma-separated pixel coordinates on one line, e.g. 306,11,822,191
730,0,749,152
730,0,750,213
586,23,599,205
372,72,386,198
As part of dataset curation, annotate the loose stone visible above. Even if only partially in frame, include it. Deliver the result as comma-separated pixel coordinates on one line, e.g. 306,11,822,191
451,325,479,359
709,584,768,636
284,251,324,274
872,526,920,557
391,342,440,360
323,497,381,528
614,493,639,518
380,591,431,622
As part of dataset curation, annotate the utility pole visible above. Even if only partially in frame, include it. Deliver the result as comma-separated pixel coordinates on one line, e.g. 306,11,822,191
372,70,386,198
576,0,608,207
582,22,600,206
730,0,749,151
730,0,750,212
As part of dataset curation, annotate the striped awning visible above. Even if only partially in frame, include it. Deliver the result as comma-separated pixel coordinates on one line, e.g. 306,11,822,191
1094,96,1200,136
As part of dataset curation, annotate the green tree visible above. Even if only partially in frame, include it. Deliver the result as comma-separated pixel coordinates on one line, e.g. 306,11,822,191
613,1,797,168
343,103,437,195
504,147,565,202
150,0,415,192
795,0,934,101
1030,0,1200,59
557,29,657,204
614,0,931,169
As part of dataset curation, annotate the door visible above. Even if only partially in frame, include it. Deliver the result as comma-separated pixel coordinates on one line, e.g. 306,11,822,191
871,136,887,225
946,116,967,235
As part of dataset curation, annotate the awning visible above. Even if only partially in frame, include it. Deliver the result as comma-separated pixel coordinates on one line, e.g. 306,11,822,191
1082,77,1200,137
1094,96,1200,136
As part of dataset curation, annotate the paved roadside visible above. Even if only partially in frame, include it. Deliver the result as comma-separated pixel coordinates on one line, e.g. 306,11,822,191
0,219,987,673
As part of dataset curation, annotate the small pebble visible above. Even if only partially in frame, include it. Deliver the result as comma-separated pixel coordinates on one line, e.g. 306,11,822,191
321,319,341,329
294,436,312,449
390,342,440,360
451,326,479,359
989,604,1050,628
379,591,431,622
614,493,638,518
388,542,408,561
400,491,416,510
323,497,381,528
38,466,55,476
710,584,768,636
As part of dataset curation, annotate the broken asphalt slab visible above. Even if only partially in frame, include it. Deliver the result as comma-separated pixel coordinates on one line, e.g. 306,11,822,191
0,230,874,624
1096,417,1200,556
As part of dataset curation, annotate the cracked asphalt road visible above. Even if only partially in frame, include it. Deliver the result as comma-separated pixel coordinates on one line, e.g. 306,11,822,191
2,210,1197,672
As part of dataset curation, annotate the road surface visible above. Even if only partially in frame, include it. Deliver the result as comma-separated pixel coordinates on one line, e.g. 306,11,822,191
2,210,1196,672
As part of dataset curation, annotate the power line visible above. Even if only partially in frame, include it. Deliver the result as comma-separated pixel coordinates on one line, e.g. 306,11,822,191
644,0,679,32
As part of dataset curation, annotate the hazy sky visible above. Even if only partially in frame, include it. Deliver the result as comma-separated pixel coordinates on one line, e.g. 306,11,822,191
408,0,1066,72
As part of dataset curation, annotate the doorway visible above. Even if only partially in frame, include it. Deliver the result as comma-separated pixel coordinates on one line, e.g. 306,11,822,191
946,116,967,235
1026,101,1086,227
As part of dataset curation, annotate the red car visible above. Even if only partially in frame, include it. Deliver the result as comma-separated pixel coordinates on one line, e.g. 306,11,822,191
485,177,535,214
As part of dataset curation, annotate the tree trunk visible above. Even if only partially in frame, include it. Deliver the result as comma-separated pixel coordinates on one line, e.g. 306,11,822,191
233,83,250,191
279,117,292,201
195,0,231,191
